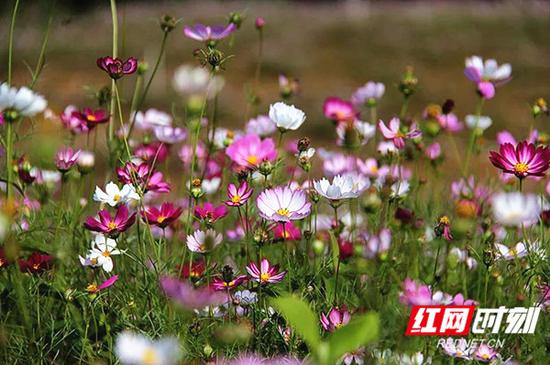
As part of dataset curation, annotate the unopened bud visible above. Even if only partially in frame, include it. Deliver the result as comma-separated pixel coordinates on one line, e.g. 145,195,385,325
255,17,265,30
160,15,177,33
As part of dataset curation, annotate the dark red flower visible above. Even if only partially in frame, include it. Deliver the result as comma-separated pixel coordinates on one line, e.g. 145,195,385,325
97,56,138,80
18,252,53,274
177,260,206,280
80,108,109,128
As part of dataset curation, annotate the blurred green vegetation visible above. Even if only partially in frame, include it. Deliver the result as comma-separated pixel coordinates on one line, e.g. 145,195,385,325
2,0,550,164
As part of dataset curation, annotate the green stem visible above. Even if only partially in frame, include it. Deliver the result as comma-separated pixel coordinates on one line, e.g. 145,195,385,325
113,83,132,160
30,1,54,89
464,97,485,175
6,123,13,200
399,96,409,120
107,0,119,146
7,0,20,85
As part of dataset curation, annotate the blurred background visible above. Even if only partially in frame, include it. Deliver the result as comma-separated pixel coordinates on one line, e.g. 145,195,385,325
1,0,550,168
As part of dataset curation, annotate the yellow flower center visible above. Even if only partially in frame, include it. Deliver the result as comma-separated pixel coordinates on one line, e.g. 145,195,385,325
260,273,270,282
335,323,344,329
277,208,290,217
225,280,235,287
142,348,158,365
247,155,258,165
514,162,529,174
370,165,378,173
32,263,40,270
157,216,166,224
509,248,517,257
107,221,117,230
396,131,406,138
113,194,121,202
88,115,97,122
231,195,242,204
102,250,111,257
481,354,489,360
199,244,206,252
90,258,98,265
86,283,98,293
439,216,450,225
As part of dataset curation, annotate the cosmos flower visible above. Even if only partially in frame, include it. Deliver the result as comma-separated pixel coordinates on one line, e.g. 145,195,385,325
363,229,391,259
425,142,441,160
211,266,248,291
80,234,121,272
18,252,53,274
314,174,368,200
273,222,301,241
133,108,172,130
60,105,89,134
473,344,498,362
256,186,311,222
494,242,529,260
0,83,47,119
93,181,140,207
160,276,228,309
323,97,358,123
491,192,540,227
465,115,492,130
489,141,550,179
399,278,433,306
133,142,169,164
268,102,306,131
97,56,138,79
497,129,538,146
437,113,464,132
178,259,206,280
246,115,277,137
397,352,432,365
80,108,109,129
278,74,300,99
322,152,357,176
194,202,228,223
464,56,511,99
154,126,186,144
142,203,183,228
320,306,351,332
115,331,181,365
226,134,277,169
186,229,223,253
76,150,95,173
440,338,474,359
172,64,225,97
351,81,385,107
378,118,421,149
86,275,119,294
246,258,286,285
336,119,376,147
225,181,253,207
84,204,136,236
116,162,171,193
55,147,80,172
183,23,237,42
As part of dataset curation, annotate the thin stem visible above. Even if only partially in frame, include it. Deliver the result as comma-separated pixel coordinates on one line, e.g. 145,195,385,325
30,1,55,89
5,123,13,200
108,0,119,146
464,97,485,175
399,96,409,120
7,0,21,85
113,82,133,160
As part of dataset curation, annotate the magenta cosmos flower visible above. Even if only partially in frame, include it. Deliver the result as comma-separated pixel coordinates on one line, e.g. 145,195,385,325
399,278,433,306
160,276,227,309
87,275,119,294
273,222,301,241
464,56,511,100
320,306,351,332
142,203,182,228
378,118,421,149
225,181,253,207
323,97,358,123
84,204,136,236
256,186,311,222
97,56,138,80
80,107,109,129
489,141,550,179
55,147,81,172
225,134,277,169
246,258,286,285
183,23,237,42
194,202,227,223
116,162,171,193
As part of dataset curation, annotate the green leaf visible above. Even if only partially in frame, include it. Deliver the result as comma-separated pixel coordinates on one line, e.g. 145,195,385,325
329,231,340,272
271,295,320,349
325,312,379,364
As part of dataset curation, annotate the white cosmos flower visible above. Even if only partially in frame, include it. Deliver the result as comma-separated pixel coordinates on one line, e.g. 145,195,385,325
465,56,512,82
133,108,172,130
377,141,398,155
172,64,224,97
391,180,410,198
115,331,181,365
89,235,121,272
246,115,277,136
268,102,306,131
492,192,541,227
314,173,368,200
186,229,222,253
465,115,492,130
495,242,528,261
0,82,47,117
93,182,140,207
202,177,221,195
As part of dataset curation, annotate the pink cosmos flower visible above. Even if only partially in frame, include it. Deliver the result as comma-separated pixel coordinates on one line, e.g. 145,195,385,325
273,222,301,241
437,113,464,132
246,258,286,285
142,202,182,228
97,56,138,79
378,118,421,149
60,105,89,134
245,115,276,137
351,81,385,106
55,147,81,172
356,158,380,178
133,142,169,164
186,229,223,253
211,271,248,291
363,229,391,259
225,134,277,169
473,344,498,362
496,129,538,146
80,108,109,129
84,204,136,236
88,275,119,294
320,306,351,332
154,126,187,144
160,276,227,309
464,56,511,100
399,278,433,306
489,141,550,179
425,142,441,160
225,181,253,207
322,152,357,176
183,23,237,42
116,162,171,193
194,202,228,223
257,186,311,222
323,97,358,123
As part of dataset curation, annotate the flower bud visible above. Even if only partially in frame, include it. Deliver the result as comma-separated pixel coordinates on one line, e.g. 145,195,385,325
532,97,548,118
297,137,311,152
77,150,95,174
312,239,325,256
399,66,418,97
228,12,244,28
137,61,149,75
191,178,203,199
442,99,455,114
259,161,274,176
255,17,265,30
160,15,177,33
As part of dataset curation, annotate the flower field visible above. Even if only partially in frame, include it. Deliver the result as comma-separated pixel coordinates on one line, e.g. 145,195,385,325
0,1,549,364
